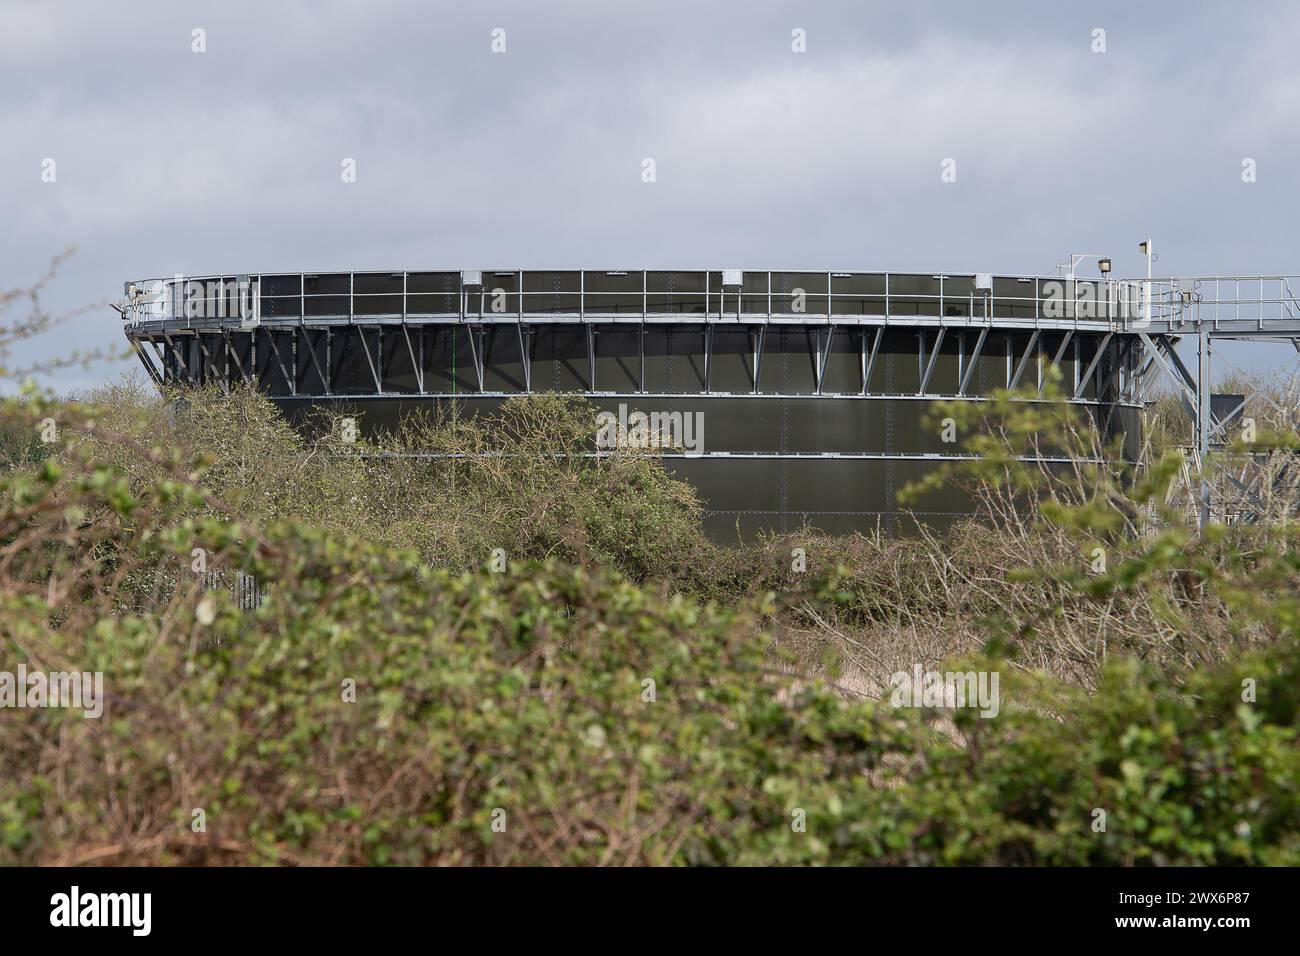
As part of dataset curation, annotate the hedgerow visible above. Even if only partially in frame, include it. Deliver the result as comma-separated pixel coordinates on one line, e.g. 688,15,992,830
0,385,1296,865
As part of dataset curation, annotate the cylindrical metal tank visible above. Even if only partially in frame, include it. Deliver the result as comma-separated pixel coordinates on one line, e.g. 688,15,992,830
121,269,1144,538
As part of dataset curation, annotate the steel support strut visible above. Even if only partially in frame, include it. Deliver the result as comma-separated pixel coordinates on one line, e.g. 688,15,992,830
131,338,164,387
1197,329,1212,529
958,327,988,396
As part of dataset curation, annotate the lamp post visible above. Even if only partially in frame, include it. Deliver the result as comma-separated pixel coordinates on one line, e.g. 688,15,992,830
1138,239,1158,326
1059,253,1113,279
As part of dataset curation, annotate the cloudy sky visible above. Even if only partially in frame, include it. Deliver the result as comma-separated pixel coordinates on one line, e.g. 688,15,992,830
3,0,1298,391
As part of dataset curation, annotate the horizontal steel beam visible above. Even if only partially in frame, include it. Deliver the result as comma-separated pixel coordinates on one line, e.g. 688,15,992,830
125,313,1119,332
254,390,1133,406
354,450,1097,464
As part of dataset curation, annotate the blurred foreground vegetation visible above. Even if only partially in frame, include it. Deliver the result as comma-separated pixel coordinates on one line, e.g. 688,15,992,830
0,366,1297,865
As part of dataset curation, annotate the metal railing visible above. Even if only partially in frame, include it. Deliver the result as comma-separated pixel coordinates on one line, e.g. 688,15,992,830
1139,276,1300,332
119,270,1300,337
119,270,1135,328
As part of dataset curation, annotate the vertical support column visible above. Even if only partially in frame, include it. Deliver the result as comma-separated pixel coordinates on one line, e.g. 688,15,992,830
164,333,185,383
1073,335,1080,396
817,325,836,394
704,324,712,393
860,328,868,395
958,326,986,397
957,330,964,392
516,324,531,393
1095,336,1105,398
1120,339,1131,403
1198,328,1212,530
815,327,824,395
863,326,883,396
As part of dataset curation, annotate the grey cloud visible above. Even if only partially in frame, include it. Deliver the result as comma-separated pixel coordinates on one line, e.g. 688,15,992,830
2,0,1298,390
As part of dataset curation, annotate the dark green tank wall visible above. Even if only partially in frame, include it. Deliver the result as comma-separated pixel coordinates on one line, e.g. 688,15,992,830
153,322,1140,539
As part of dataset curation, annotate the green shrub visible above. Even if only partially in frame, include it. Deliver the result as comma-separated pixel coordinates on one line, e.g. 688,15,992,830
0,413,1296,865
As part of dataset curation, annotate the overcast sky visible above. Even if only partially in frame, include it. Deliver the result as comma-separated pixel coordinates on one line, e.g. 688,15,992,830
3,0,1299,391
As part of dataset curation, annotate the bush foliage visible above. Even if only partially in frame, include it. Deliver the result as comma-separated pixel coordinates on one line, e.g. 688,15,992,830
0,378,1297,865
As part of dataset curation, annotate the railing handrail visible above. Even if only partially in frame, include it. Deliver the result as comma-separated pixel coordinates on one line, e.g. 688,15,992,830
118,270,1300,334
